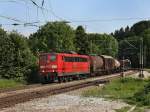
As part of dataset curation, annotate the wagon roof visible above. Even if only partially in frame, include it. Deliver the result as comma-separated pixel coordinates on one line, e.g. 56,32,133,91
101,55,114,59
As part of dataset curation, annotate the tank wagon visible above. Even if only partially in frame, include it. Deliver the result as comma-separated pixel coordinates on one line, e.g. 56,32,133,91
39,53,129,83
89,56,103,74
89,55,120,75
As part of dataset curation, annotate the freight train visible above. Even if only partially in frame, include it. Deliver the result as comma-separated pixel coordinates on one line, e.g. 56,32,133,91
39,53,131,83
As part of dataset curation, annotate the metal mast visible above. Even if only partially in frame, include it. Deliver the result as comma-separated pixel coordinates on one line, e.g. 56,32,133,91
139,37,144,78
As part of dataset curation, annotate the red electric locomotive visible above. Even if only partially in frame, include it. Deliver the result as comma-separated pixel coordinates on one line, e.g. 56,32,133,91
39,53,90,83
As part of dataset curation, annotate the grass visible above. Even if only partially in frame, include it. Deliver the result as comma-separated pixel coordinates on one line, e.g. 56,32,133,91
82,78,148,99
115,106,145,112
115,106,130,112
144,68,150,73
0,79,24,89
82,77,150,107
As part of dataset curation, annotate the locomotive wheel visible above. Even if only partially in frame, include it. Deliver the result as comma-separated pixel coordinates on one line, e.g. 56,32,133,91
58,77,62,83
67,77,71,82
78,75,81,80
82,74,87,79
47,76,54,83
63,77,66,82
49,79,54,83
65,76,68,82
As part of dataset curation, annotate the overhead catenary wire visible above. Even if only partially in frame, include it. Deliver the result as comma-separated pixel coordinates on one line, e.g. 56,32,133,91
0,0,19,3
0,22,40,27
47,0,65,21
68,17,150,23
1,0,150,23
0,0,65,28
42,0,44,7
1,0,150,28
0,14,25,23
0,0,28,5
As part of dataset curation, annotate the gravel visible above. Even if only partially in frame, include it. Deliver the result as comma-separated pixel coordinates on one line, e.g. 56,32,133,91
1,92,129,112
129,70,150,79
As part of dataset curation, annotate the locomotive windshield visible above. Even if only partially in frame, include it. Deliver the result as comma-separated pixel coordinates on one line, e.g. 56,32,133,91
50,55,56,61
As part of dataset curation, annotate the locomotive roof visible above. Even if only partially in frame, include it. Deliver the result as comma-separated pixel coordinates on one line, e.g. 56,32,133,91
40,52,88,57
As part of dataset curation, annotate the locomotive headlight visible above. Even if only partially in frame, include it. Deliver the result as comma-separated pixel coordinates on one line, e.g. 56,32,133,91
51,65,57,69
40,66,45,69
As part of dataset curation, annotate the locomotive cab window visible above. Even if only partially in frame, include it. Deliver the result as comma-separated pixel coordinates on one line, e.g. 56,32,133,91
50,55,56,61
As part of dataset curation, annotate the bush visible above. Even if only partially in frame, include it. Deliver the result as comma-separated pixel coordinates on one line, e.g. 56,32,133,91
0,29,38,82
133,82,150,106
26,65,40,83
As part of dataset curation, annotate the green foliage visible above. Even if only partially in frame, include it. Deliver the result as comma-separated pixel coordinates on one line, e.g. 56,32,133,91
118,36,141,67
131,20,150,36
142,29,150,67
113,26,134,41
132,81,150,106
113,20,150,68
75,26,88,54
29,22,118,57
26,65,40,83
10,32,37,79
0,29,15,78
29,21,75,53
87,33,118,57
0,29,37,81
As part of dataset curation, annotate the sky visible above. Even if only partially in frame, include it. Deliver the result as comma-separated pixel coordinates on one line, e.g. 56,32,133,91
0,0,150,36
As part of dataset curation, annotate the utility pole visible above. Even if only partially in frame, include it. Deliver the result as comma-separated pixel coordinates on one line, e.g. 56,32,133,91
120,39,144,78
90,40,93,53
121,55,125,77
139,37,144,78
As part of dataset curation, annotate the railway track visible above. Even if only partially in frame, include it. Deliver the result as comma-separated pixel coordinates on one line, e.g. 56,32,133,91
0,70,136,109
0,84,42,94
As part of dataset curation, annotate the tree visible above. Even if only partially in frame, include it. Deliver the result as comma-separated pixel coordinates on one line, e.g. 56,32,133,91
118,36,141,68
113,27,125,40
29,21,75,53
0,28,15,79
113,20,150,68
9,31,37,80
0,29,37,81
142,29,150,67
86,33,118,57
75,26,88,54
131,20,150,36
